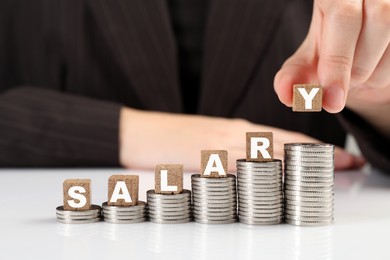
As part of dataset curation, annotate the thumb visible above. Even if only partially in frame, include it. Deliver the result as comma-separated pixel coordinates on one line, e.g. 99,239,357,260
274,9,320,108
274,40,318,107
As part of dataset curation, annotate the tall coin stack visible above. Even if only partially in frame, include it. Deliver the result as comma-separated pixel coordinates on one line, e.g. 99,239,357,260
236,159,284,225
147,190,192,224
56,205,101,224
191,174,237,224
102,201,147,224
284,143,335,226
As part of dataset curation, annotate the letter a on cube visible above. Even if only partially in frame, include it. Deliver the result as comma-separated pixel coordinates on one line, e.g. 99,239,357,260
108,175,139,206
155,164,183,194
293,84,323,112
201,150,228,178
63,179,91,211
246,132,273,162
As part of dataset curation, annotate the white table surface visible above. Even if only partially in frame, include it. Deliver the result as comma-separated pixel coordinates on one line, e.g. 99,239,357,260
1,167,390,260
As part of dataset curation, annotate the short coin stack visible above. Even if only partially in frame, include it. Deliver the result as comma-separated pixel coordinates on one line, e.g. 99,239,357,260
102,201,147,224
191,174,237,224
284,143,335,226
56,205,101,224
236,159,283,225
147,190,192,224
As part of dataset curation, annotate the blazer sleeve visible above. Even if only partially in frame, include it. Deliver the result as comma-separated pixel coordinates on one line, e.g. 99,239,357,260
339,109,390,172
0,86,122,167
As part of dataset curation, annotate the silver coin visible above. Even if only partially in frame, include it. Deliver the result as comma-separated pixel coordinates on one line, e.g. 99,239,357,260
238,215,283,222
284,181,334,188
56,205,102,216
239,218,282,225
192,187,236,193
237,179,282,185
284,172,334,178
238,172,282,178
285,185,334,192
284,189,334,197
238,210,283,218
147,205,191,210
148,218,192,224
284,159,334,164
284,210,333,218
193,202,237,209
192,197,237,203
148,208,192,214
103,211,146,218
284,175,334,182
284,204,333,211
238,187,282,193
284,214,334,222
191,174,236,182
56,216,101,224
148,212,192,219
284,154,334,160
284,143,334,150
192,183,236,191
238,197,283,204
238,209,283,217
237,158,282,165
56,212,101,220
101,201,146,212
56,211,101,219
284,194,334,202
237,176,282,182
284,150,334,157
103,213,146,220
191,188,237,194
194,211,236,218
285,218,334,226
285,200,334,207
238,201,283,208
285,165,334,172
147,189,191,198
239,206,283,212
238,190,282,197
237,166,282,171
194,206,236,213
239,182,282,188
238,194,283,201
102,209,146,216
147,203,191,210
193,194,237,200
194,218,237,224
103,218,146,224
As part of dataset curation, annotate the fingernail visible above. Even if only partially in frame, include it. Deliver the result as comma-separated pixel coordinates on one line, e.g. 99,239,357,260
325,87,345,113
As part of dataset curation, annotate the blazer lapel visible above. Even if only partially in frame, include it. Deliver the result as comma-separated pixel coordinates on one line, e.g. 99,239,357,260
89,0,182,112
199,0,285,116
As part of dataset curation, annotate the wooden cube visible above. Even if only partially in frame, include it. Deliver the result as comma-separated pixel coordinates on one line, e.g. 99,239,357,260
155,164,183,194
63,179,91,211
108,175,139,206
293,84,323,112
201,150,228,178
246,132,273,162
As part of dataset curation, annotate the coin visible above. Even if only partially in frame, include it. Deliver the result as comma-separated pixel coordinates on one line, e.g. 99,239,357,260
56,217,101,224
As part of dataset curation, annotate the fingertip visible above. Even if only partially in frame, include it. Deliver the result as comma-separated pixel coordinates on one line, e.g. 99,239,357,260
322,87,345,113
274,70,293,107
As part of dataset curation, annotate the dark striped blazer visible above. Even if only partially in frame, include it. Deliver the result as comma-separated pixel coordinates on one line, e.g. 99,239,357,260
0,0,388,170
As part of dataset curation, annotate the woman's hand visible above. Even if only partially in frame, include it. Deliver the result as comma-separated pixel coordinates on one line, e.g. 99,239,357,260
274,0,390,137
119,108,365,172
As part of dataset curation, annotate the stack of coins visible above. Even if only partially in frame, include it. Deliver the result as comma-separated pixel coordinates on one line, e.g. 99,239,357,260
284,143,335,226
102,201,147,224
191,174,237,224
147,190,192,224
56,205,101,224
236,159,284,225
